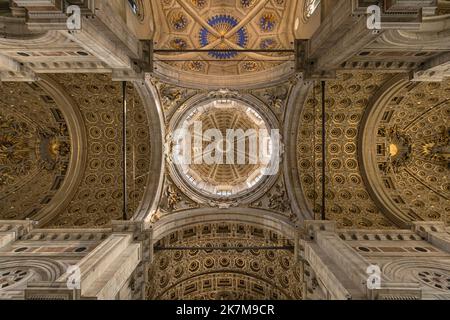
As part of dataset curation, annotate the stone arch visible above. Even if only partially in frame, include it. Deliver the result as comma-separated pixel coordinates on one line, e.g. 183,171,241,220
0,259,66,299
132,80,165,223
0,76,86,225
147,219,303,300
359,75,449,228
382,259,450,299
283,78,315,222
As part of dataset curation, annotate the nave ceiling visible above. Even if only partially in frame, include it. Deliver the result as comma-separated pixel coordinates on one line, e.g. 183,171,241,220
147,222,306,300
0,0,449,302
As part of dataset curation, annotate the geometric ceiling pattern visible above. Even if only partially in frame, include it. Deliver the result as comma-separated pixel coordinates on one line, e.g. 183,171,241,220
45,74,152,228
172,99,269,199
151,0,295,77
297,72,450,229
0,82,70,221
147,222,305,300
0,74,152,229
368,80,450,225
297,72,399,229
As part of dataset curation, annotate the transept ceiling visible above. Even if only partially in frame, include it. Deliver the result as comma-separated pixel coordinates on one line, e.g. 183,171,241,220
46,74,153,228
296,72,396,229
0,82,70,220
0,74,154,228
361,79,450,227
296,72,450,229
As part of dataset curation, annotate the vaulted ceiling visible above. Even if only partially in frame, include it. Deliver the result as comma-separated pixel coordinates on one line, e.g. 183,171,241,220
1,72,448,230
0,74,154,228
296,72,450,229
148,222,305,300
151,0,296,86
0,82,71,220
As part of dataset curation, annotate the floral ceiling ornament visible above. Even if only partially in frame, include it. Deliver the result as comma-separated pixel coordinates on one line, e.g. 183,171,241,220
199,15,248,59
171,12,189,31
260,38,278,49
170,38,188,50
240,0,256,9
191,0,207,9
260,12,277,32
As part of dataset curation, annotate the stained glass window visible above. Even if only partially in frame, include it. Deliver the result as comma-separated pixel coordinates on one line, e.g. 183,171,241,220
304,0,321,19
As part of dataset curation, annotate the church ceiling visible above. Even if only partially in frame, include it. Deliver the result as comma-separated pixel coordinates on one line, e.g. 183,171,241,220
297,72,398,229
0,74,153,229
147,222,305,300
151,0,295,82
364,80,450,226
1,71,447,231
152,78,297,221
0,82,70,220
45,74,152,228
297,72,450,229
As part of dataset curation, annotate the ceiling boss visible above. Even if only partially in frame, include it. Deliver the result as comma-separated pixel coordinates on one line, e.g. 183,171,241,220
199,15,248,59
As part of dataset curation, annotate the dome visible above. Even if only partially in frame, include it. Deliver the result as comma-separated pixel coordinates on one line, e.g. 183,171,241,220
170,98,277,202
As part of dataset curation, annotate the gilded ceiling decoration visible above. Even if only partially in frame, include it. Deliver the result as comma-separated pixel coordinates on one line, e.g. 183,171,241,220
0,82,70,220
154,78,298,219
362,79,450,226
171,99,270,199
158,175,199,215
151,0,295,84
297,72,398,229
147,223,305,300
43,74,152,228
297,72,450,229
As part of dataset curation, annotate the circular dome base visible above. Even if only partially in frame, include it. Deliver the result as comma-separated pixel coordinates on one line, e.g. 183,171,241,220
167,95,281,205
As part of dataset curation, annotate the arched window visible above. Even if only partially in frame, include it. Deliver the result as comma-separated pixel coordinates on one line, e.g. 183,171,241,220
304,0,321,20
127,0,144,21
128,0,139,15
